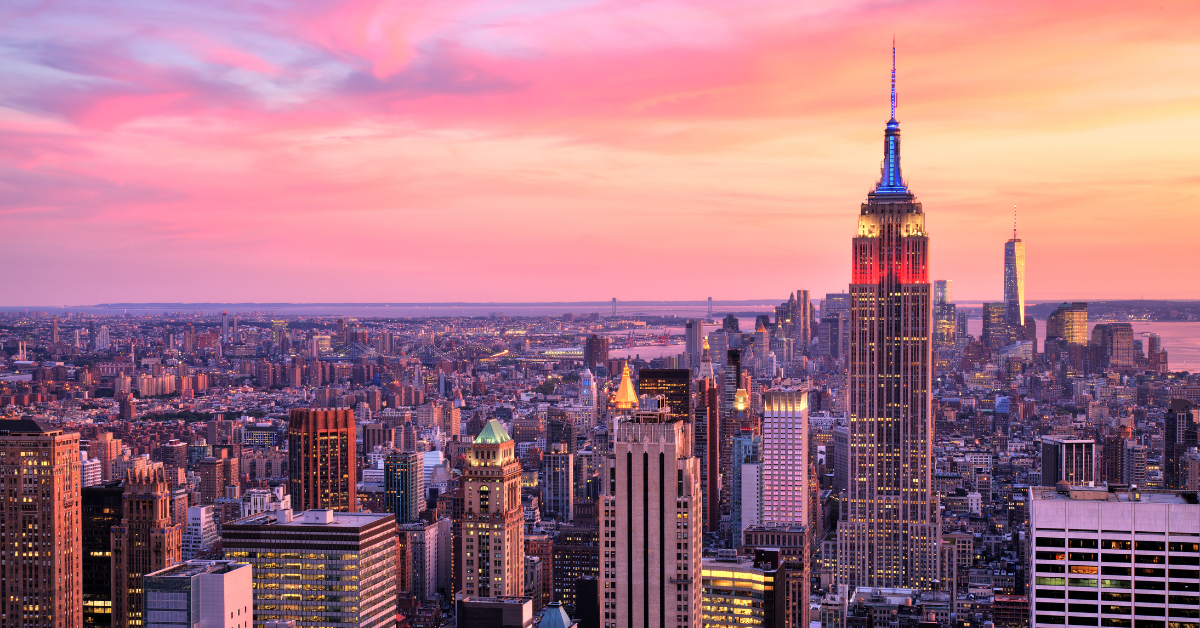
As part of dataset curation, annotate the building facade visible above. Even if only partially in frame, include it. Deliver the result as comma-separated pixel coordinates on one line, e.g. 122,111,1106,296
0,419,83,628
222,509,397,628
460,420,526,598
143,560,253,628
287,408,357,512
112,467,184,628
603,408,703,628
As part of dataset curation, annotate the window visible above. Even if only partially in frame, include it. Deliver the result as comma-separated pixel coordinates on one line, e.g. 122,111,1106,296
1070,579,1099,588
1102,540,1132,551
1038,602,1067,611
1102,606,1132,615
1039,551,1068,561
1135,581,1166,590
1069,618,1098,626
1038,538,1067,548
1102,567,1132,576
1100,620,1131,628
1101,592,1132,602
1072,552,1100,562
1102,554,1131,563
1100,580,1130,589
1134,541,1165,552
1135,594,1165,604
1071,539,1100,549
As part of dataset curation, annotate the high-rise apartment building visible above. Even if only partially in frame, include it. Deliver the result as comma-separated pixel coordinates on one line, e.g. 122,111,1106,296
542,443,575,522
637,368,692,424
584,335,610,370
684,320,704,368
0,419,83,628
459,420,525,598
287,408,357,512
839,52,939,591
112,467,184,628
181,505,220,560
1040,437,1096,486
1164,400,1198,490
794,289,812,354
1046,302,1088,346
694,377,720,533
983,302,1008,349
603,407,703,628
1004,223,1025,327
385,450,425,523
143,560,252,628
222,509,398,628
761,391,811,527
1026,485,1199,628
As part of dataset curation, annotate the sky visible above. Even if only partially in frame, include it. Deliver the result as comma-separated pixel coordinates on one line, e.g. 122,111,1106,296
2,0,1198,306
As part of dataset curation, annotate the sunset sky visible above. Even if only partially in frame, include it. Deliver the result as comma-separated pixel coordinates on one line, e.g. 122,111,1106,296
2,0,1198,305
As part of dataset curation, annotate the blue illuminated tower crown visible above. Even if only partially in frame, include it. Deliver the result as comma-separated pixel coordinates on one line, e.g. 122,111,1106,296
872,43,910,197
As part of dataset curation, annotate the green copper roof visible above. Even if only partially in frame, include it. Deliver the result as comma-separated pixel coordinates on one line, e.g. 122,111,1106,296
473,419,512,445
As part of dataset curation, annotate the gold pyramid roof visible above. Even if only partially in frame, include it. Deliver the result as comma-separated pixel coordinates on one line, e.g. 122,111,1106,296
613,363,639,410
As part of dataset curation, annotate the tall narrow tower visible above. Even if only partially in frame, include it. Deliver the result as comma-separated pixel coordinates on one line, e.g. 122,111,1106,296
604,406,703,628
459,420,525,598
1004,208,1026,327
0,419,82,628
838,47,939,591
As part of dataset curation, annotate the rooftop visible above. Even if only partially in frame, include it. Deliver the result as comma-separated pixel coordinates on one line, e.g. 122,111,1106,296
0,419,58,435
1031,486,1199,505
146,560,249,579
228,508,394,528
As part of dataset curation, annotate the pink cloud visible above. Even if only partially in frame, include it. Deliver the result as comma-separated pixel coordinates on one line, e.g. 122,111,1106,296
0,0,1198,303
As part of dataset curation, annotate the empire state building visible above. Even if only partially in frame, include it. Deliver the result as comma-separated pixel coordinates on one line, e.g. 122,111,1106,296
837,49,940,591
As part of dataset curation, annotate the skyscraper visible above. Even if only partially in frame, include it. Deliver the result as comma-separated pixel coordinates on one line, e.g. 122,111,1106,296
838,49,939,591
112,467,184,628
637,368,692,424
459,420,525,598
385,450,425,523
794,289,812,355
1003,217,1025,327
83,480,125,627
761,391,811,527
684,320,704,368
288,408,357,512
603,406,703,628
1045,302,1087,345
0,419,82,628
1164,400,1198,490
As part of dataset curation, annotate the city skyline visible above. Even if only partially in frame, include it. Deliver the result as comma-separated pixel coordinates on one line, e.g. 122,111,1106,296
3,1,1200,304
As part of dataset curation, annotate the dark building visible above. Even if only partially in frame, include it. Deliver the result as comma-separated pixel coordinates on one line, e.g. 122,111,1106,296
695,377,721,532
722,313,740,332
636,368,691,423
574,577,600,628
385,451,425,523
583,335,609,370
288,407,357,512
83,480,125,627
546,407,578,454
456,596,534,628
982,302,1008,349
1165,399,1198,490
551,524,600,612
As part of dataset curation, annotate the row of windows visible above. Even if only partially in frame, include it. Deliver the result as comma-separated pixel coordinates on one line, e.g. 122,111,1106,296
1035,615,1200,627
1036,538,1200,553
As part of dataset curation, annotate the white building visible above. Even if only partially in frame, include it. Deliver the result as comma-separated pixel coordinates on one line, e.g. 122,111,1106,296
761,390,810,525
1027,485,1200,628
143,560,253,628
182,505,219,560
80,451,103,487
239,485,291,519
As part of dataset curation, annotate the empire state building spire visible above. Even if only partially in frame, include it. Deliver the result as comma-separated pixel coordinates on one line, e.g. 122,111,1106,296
875,42,908,196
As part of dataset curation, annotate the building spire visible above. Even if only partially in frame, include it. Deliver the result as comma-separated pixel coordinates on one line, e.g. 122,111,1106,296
890,37,897,121
874,41,908,195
